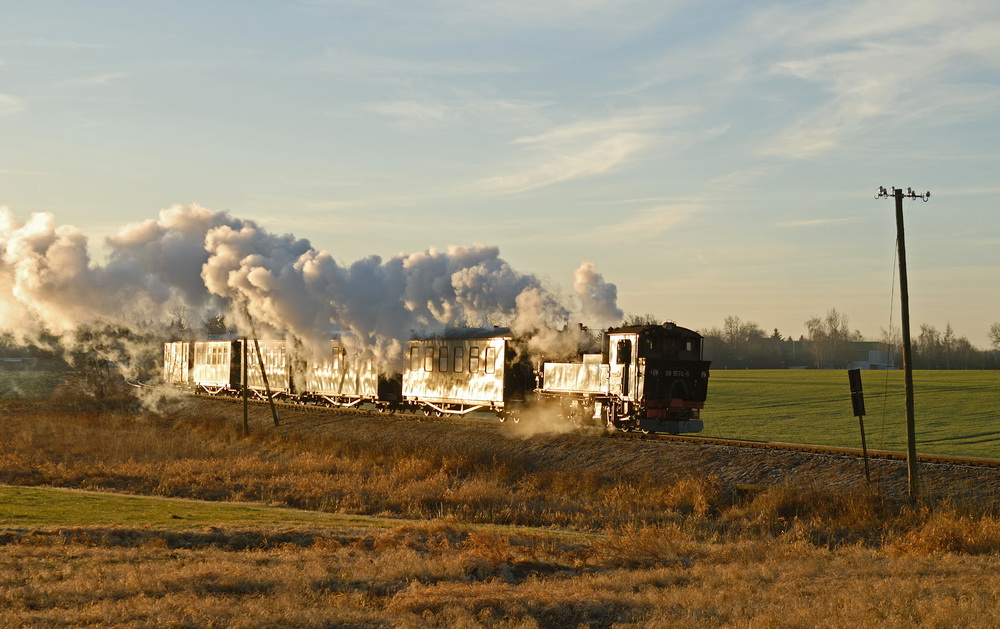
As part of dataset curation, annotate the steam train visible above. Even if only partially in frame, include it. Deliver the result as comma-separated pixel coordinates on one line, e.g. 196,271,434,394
163,322,710,434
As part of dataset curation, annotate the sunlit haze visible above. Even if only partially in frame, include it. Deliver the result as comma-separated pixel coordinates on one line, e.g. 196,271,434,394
2,1,998,345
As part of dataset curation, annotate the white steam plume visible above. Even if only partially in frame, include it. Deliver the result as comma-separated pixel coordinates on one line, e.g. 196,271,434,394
574,261,623,325
1,204,623,373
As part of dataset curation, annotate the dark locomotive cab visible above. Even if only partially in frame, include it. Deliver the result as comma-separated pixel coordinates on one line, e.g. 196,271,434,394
604,323,710,434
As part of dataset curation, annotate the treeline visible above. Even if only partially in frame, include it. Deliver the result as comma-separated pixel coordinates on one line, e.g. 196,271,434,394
690,310,1000,370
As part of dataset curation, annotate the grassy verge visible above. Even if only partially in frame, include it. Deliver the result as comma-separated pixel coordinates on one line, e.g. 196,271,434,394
0,484,402,530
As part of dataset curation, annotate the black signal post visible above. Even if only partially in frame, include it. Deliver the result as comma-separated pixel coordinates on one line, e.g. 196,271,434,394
848,369,870,483
875,186,930,503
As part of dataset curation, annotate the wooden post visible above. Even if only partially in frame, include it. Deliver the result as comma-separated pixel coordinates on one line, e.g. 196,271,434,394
893,188,919,502
242,337,249,435
252,339,281,426
877,186,928,502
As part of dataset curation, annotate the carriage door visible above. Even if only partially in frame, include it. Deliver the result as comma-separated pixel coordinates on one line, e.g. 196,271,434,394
609,337,634,399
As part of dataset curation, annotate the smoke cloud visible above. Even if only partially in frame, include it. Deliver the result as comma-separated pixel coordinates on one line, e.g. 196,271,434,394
574,261,624,325
1,204,623,373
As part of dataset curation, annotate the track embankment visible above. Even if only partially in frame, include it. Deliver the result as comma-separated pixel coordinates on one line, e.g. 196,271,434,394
205,397,1000,507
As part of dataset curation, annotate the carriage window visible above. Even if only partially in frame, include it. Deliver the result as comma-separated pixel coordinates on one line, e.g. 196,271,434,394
453,347,464,372
424,347,435,372
686,341,693,352
409,347,421,372
439,345,449,372
469,347,480,372
484,346,496,374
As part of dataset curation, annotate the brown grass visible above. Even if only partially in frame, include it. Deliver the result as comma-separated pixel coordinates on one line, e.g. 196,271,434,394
3,520,999,628
2,395,1000,627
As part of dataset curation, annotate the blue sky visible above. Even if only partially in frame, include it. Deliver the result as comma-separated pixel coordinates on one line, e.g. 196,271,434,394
2,1,998,345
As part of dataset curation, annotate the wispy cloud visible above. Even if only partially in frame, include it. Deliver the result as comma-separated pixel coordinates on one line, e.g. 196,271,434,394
777,217,861,228
0,38,106,49
605,203,707,240
755,3,1000,158
476,107,695,193
0,93,25,115
307,48,519,77
358,0,683,34
54,72,128,88
366,95,552,132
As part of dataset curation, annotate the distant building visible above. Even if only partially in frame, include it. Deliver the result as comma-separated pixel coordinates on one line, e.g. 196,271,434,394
847,342,899,370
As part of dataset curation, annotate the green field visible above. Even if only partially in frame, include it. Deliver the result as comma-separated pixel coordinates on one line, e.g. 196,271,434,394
701,370,1000,458
0,485,401,530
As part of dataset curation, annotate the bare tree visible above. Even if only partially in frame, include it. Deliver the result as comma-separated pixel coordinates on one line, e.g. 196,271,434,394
805,308,861,368
916,324,942,368
621,313,662,326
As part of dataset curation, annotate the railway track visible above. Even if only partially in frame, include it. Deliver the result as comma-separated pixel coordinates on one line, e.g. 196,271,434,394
192,389,1000,470
626,432,1000,469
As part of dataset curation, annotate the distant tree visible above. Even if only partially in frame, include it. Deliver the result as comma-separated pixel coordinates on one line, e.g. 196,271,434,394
166,307,191,339
699,326,732,367
990,322,1000,351
878,327,901,369
942,323,957,369
805,308,861,368
621,313,662,326
950,335,977,369
203,313,228,335
721,315,763,351
915,322,980,369
915,324,942,368
704,316,763,367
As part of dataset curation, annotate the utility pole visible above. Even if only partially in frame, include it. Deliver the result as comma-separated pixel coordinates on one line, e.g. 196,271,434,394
875,185,930,503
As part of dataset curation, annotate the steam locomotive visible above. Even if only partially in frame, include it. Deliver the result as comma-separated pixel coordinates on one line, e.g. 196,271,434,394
163,322,710,434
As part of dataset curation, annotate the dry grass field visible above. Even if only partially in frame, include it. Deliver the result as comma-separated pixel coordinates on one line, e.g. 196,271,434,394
2,381,1000,627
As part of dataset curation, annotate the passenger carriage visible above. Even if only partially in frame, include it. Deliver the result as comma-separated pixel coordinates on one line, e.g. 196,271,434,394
402,328,534,420
298,338,401,410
